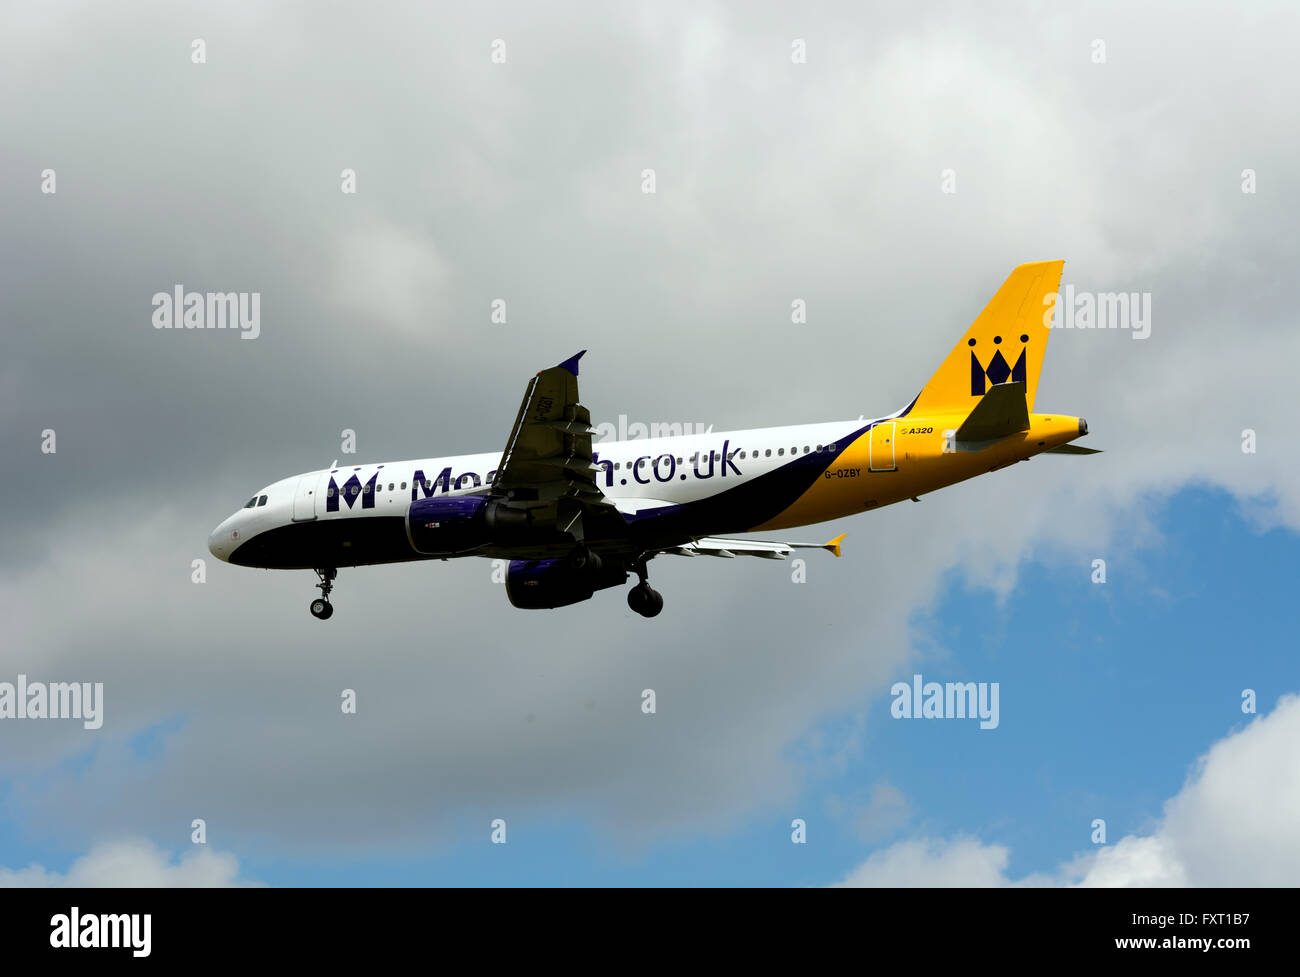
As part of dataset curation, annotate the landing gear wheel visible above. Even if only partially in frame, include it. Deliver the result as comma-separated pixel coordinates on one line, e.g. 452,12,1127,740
627,583,663,618
311,567,337,620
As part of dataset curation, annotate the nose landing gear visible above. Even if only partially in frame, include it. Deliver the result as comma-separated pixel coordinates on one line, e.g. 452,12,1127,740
310,568,337,620
626,558,663,618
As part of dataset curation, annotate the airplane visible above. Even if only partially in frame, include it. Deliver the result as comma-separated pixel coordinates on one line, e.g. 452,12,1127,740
207,260,1098,619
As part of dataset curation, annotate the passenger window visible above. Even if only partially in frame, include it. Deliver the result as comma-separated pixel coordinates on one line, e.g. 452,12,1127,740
388,483,394,491
765,449,771,457
327,487,335,498
401,482,407,490
258,495,268,506
778,448,784,456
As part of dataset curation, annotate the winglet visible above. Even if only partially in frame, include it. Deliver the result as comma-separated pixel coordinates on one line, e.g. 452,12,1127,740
824,532,846,558
555,350,587,377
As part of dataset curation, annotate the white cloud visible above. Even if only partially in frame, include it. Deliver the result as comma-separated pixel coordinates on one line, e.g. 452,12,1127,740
1077,692,1300,887
0,839,257,888
837,694,1300,887
1070,835,1188,888
835,836,1012,888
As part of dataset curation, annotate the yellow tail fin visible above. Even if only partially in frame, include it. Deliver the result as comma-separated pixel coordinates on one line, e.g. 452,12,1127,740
912,260,1064,415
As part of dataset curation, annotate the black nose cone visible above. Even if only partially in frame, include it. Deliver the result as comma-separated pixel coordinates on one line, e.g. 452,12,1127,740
1078,417,1089,436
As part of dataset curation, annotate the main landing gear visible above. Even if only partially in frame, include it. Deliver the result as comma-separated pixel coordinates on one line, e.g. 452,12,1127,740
626,559,663,618
310,567,337,620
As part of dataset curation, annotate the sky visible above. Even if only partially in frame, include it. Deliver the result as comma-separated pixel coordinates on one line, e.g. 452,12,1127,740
1,0,1297,887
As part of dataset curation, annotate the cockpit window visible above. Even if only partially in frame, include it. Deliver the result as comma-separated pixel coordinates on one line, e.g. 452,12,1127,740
258,495,268,506
244,497,257,508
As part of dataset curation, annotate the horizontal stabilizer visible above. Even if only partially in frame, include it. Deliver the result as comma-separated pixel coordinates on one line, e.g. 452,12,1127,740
954,381,1029,443
1045,444,1102,455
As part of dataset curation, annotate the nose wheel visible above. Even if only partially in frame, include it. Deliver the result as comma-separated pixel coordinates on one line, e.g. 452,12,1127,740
310,568,337,620
626,558,663,618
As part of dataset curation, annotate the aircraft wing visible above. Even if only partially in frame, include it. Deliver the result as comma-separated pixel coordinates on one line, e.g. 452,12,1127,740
490,351,616,535
662,533,845,560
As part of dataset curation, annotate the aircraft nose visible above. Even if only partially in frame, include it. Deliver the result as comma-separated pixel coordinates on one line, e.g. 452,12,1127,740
207,516,236,563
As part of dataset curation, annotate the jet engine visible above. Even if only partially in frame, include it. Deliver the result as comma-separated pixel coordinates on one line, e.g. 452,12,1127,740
406,497,533,555
505,558,628,609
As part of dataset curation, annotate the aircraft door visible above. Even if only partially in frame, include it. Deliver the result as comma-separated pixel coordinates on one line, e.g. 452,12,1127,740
291,473,319,522
869,422,897,472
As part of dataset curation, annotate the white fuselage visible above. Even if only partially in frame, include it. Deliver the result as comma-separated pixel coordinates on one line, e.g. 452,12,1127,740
207,416,888,565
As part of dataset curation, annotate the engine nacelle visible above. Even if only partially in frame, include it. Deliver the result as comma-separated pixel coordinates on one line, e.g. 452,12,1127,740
406,497,490,555
506,558,627,610
406,496,539,555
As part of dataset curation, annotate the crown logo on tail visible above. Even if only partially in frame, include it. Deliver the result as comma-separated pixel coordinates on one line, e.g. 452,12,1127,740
969,336,1028,396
